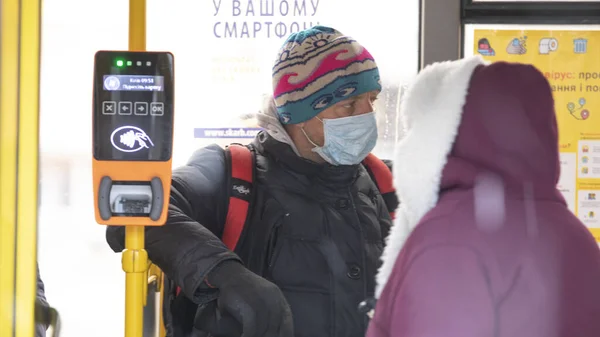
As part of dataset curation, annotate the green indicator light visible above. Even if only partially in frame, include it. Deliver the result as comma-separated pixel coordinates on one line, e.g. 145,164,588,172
116,59,124,67
126,61,132,66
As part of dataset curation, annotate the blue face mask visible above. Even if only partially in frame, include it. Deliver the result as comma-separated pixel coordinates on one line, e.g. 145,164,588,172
302,112,378,165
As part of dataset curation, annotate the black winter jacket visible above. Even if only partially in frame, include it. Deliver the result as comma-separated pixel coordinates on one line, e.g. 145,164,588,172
107,131,393,337
36,264,49,337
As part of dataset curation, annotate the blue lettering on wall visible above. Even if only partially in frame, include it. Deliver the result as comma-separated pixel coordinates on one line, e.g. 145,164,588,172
213,0,320,38
195,128,263,139
213,21,320,38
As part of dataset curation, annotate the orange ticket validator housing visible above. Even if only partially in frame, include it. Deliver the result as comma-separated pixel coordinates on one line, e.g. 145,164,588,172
92,51,174,227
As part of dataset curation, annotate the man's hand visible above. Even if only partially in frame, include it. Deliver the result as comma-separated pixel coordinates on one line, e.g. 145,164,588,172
195,260,294,337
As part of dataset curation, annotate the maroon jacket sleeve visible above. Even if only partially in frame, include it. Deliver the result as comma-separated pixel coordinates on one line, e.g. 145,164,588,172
368,246,495,337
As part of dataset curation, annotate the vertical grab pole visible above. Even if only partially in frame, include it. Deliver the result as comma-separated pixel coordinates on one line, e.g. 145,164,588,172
0,0,42,336
123,1,147,337
123,224,146,337
129,0,146,51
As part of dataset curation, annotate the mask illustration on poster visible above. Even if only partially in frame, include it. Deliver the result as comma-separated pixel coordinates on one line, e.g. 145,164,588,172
477,38,495,56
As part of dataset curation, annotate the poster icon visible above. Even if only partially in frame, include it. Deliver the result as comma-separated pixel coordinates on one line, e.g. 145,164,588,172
477,38,495,56
574,38,588,53
506,37,527,54
567,97,590,120
539,38,558,54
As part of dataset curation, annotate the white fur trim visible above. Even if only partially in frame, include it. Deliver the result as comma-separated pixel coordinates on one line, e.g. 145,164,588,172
374,56,489,298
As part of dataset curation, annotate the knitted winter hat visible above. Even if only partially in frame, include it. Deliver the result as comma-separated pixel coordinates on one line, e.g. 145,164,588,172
272,26,381,124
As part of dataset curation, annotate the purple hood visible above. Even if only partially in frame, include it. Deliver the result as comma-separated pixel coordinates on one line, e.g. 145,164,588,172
375,55,567,297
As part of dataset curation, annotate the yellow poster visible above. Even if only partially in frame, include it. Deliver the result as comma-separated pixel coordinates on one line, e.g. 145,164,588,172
472,29,600,241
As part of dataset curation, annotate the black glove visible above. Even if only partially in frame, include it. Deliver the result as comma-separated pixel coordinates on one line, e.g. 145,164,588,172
195,260,294,337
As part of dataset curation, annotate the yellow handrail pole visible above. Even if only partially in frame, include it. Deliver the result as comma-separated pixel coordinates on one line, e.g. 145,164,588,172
0,0,42,336
159,280,166,337
0,0,21,334
129,0,146,51
122,1,147,337
16,0,43,336
123,226,146,337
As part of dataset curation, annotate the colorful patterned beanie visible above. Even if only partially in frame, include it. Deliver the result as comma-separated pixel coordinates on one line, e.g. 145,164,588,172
272,26,381,125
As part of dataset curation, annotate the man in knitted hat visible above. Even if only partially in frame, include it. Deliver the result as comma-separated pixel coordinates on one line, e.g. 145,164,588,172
107,26,395,337
270,25,382,165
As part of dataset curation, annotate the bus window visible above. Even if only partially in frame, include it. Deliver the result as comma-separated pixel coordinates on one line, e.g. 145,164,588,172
146,0,420,163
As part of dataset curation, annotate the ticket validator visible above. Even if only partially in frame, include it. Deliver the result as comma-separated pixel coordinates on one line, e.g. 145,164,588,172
92,51,174,226
92,51,174,337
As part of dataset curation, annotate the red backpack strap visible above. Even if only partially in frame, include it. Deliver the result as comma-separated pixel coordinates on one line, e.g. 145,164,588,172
362,153,398,219
175,144,255,297
222,144,254,250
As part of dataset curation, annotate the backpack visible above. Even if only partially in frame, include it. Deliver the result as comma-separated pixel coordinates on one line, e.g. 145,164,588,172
173,143,398,293
221,144,398,251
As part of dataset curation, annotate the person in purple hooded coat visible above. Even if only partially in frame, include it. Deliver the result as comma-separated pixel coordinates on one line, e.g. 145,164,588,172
367,56,600,337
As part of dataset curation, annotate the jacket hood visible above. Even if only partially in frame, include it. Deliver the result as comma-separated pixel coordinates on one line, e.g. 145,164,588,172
256,95,302,156
375,55,566,297
255,95,361,184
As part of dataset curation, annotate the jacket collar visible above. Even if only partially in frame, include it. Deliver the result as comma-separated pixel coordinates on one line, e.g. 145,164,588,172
253,131,360,187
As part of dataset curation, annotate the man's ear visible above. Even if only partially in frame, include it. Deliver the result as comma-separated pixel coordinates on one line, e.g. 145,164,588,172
285,122,305,133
